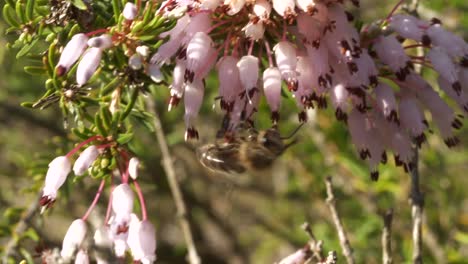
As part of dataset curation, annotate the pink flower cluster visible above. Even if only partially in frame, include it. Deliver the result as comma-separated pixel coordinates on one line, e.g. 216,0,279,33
151,0,467,179
56,2,163,87
39,137,156,263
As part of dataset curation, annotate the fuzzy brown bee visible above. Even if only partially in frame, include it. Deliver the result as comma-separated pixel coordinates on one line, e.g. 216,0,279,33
197,123,302,174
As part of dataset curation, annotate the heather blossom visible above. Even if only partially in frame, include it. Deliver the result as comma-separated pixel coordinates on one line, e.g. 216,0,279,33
143,0,467,180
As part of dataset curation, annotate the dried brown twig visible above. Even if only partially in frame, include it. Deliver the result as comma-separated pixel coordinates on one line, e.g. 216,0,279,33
145,97,201,264
324,176,355,264
382,209,394,264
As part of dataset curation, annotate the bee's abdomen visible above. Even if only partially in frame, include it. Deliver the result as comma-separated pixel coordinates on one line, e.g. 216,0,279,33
197,144,246,174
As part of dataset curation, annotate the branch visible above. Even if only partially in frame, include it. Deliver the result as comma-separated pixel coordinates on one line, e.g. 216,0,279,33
301,222,325,262
382,209,394,264
145,97,201,264
409,149,424,264
324,176,355,264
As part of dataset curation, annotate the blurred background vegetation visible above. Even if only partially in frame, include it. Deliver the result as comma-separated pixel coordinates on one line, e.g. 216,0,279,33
0,0,467,263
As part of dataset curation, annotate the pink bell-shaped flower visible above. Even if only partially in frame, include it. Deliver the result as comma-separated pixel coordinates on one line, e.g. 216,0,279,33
127,216,157,263
112,184,134,218
263,67,282,122
40,156,71,207
427,47,461,94
56,33,88,76
73,145,99,176
186,32,214,83
237,55,260,101
217,56,243,111
76,47,103,86
274,41,298,91
61,219,87,261
375,83,398,124
184,79,205,140
168,61,186,111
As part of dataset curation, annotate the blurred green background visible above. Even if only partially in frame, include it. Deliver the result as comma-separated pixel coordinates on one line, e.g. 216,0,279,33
0,0,467,263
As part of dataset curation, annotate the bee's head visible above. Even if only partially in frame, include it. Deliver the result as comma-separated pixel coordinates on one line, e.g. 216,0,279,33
259,124,304,154
258,128,286,155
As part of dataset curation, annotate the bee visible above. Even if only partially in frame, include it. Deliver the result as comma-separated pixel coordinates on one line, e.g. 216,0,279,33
197,120,303,174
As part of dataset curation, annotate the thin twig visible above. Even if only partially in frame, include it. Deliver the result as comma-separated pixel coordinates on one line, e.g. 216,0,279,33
324,176,355,264
301,222,325,262
382,209,394,264
409,149,424,264
145,97,201,264
2,194,41,263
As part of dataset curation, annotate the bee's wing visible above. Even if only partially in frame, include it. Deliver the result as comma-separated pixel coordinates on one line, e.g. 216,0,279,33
197,143,246,174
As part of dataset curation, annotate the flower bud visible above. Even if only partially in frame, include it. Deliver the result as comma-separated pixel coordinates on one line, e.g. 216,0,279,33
73,145,99,176
76,47,103,86
87,34,113,49
148,63,163,83
136,45,150,58
123,2,138,21
41,156,71,207
56,33,89,76
128,157,140,180
61,219,87,261
129,54,143,70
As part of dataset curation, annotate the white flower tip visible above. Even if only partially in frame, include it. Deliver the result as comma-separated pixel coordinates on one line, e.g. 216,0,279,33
123,2,138,20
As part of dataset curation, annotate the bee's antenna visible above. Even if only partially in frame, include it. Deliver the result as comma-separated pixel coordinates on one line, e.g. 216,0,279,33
280,122,305,140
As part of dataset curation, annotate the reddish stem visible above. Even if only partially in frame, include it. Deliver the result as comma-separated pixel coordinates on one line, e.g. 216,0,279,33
66,135,103,158
86,28,109,37
82,179,106,221
264,40,274,67
207,19,233,34
105,183,114,225
248,40,254,55
133,181,148,221
385,0,407,23
96,143,114,149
